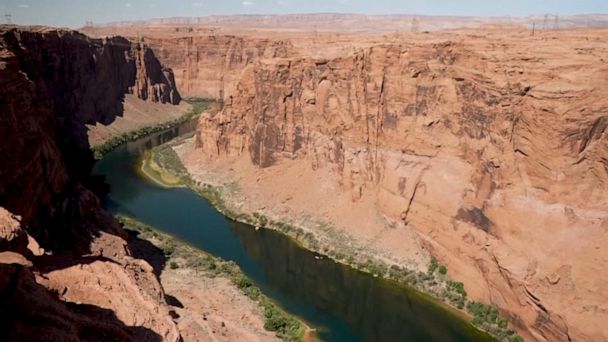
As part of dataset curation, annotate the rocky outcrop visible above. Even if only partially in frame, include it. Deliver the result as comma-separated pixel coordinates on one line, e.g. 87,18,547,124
0,26,181,341
0,213,180,342
132,43,181,105
0,208,28,255
135,35,294,99
194,38,608,341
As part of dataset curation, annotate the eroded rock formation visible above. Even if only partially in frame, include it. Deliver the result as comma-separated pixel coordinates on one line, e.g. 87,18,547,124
81,26,297,100
143,35,295,99
0,26,181,341
193,37,608,341
0,210,180,342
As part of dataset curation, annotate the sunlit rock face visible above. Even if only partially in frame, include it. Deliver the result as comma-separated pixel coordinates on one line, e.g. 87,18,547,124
142,34,296,99
193,38,608,341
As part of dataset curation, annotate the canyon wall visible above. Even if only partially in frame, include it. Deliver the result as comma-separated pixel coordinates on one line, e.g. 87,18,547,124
0,26,181,340
0,26,179,251
193,37,608,341
142,35,295,99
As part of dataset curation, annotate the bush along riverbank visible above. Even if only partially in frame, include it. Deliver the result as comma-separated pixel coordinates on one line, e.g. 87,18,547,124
116,215,307,342
141,141,524,342
91,97,215,159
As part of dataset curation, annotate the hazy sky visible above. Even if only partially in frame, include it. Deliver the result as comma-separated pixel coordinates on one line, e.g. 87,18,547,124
2,0,608,28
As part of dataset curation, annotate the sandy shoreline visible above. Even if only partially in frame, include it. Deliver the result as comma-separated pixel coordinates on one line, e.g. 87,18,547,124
137,150,188,188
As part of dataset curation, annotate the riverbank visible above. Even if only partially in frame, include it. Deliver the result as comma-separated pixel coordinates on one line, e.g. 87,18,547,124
88,96,218,159
118,215,309,342
140,137,522,342
139,146,189,188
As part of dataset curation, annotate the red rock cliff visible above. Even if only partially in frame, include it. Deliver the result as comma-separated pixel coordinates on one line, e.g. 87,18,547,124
112,34,295,99
194,37,608,341
0,26,179,251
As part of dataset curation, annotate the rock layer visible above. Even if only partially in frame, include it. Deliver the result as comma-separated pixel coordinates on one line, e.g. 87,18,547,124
0,221,180,342
193,34,608,341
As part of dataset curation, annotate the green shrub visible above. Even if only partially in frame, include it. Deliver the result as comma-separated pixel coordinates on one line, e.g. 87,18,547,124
261,301,304,341
465,300,522,340
169,261,179,269
244,286,261,301
428,257,439,274
162,243,176,256
253,212,269,226
236,275,253,289
438,265,447,275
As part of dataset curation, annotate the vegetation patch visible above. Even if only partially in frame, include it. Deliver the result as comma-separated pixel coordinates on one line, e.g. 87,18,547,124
117,215,305,342
467,301,524,342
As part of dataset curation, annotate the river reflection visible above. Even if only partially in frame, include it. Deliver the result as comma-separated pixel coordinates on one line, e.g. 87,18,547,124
230,221,493,342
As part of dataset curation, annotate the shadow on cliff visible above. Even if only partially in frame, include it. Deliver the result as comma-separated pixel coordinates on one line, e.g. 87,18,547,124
28,229,178,306
124,229,166,279
124,229,184,308
0,28,179,258
31,254,121,274
0,27,183,342
0,263,163,342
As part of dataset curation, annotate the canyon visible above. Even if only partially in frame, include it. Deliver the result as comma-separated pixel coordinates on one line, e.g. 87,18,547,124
0,26,275,342
189,30,608,341
0,13,606,342
84,18,608,342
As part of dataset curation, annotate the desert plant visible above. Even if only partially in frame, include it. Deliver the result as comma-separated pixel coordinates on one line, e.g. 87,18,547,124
428,257,439,274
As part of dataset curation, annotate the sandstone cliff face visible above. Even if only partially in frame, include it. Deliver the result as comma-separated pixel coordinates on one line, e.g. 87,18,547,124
0,27,181,341
0,26,179,251
143,35,295,99
194,38,608,341
132,43,181,105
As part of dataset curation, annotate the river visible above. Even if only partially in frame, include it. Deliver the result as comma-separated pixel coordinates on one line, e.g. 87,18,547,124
91,123,495,342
